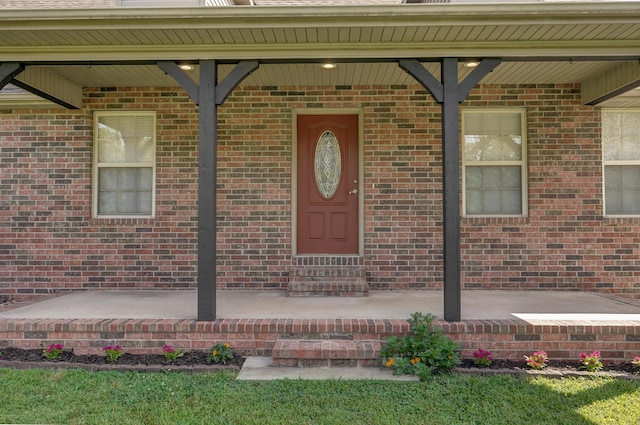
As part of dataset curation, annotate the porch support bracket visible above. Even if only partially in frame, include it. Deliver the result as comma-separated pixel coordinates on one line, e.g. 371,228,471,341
157,60,259,106
157,61,201,104
158,60,259,321
400,58,500,322
215,60,259,105
0,62,25,90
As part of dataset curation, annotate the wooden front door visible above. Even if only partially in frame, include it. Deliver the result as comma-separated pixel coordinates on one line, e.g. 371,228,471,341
297,114,359,254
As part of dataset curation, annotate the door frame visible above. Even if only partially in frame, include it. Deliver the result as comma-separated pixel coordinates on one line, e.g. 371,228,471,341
292,108,364,257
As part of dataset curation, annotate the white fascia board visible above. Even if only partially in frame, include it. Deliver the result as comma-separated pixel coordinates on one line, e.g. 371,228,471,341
2,3,640,29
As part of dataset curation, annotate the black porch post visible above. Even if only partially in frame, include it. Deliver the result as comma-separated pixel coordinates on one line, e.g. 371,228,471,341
441,58,461,322
198,60,218,321
400,58,500,321
157,59,258,320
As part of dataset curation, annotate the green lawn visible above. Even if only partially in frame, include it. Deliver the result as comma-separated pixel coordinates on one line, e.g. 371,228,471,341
0,368,639,425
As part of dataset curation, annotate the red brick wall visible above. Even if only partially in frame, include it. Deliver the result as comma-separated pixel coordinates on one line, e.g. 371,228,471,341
462,84,639,299
1,83,639,301
1,87,200,299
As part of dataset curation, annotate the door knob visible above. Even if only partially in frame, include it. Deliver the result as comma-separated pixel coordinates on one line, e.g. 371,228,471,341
349,189,359,195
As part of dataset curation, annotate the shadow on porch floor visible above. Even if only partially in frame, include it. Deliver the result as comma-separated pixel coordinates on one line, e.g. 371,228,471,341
1,290,639,322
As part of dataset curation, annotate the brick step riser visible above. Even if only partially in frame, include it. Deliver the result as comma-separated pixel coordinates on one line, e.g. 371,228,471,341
273,358,379,367
287,281,369,297
271,339,381,368
289,270,367,278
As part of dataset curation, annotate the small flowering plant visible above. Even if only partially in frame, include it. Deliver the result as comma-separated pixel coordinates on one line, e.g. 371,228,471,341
163,345,184,363
472,348,493,367
524,350,548,370
579,350,603,372
42,343,64,360
103,344,124,363
631,356,640,369
208,342,234,364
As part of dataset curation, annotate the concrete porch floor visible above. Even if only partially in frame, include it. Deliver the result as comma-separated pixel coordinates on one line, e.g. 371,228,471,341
1,290,640,322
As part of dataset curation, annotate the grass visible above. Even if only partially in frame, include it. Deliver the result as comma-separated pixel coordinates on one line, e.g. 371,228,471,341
0,368,639,425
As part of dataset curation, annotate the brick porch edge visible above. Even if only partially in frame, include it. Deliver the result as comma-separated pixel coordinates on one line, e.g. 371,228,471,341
0,318,639,363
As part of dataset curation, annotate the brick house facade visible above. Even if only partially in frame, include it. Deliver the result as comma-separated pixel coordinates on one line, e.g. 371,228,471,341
2,82,638,301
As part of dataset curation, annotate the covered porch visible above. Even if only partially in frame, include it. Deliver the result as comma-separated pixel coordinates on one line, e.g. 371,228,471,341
1,290,639,364
2,2,640,366
2,4,640,323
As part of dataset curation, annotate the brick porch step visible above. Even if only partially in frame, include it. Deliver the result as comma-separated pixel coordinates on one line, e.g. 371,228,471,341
272,339,381,367
287,266,369,297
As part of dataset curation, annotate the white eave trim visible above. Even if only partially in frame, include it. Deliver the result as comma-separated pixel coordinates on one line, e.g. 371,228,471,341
1,3,639,62
2,3,640,28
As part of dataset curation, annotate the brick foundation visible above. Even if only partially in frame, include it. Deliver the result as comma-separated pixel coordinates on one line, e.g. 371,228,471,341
0,317,638,363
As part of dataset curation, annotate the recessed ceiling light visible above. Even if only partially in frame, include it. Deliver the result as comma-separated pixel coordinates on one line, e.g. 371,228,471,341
464,61,479,68
321,62,336,70
179,64,194,71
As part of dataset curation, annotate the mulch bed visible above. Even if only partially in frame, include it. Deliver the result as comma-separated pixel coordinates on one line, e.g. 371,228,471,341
460,358,638,373
458,358,640,379
1,347,639,378
0,347,245,373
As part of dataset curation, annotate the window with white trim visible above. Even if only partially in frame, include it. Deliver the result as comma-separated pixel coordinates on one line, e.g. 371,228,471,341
93,111,156,218
462,109,527,216
603,109,640,216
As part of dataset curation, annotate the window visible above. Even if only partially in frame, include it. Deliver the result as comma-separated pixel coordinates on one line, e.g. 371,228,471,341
462,109,527,216
93,111,156,218
603,109,640,216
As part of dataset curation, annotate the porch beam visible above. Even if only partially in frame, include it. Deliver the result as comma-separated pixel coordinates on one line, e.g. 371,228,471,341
0,62,25,89
401,58,500,322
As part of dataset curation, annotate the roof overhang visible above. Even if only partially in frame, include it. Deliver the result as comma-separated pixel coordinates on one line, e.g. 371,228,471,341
1,3,639,61
1,2,639,107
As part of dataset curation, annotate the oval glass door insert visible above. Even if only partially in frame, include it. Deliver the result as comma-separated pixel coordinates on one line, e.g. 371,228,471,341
314,130,342,199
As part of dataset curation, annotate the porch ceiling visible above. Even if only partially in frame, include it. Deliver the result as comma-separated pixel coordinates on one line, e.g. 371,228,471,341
17,61,626,88
1,3,640,106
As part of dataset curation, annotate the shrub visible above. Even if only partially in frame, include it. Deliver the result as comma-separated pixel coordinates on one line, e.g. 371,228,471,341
208,342,234,364
380,312,460,380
